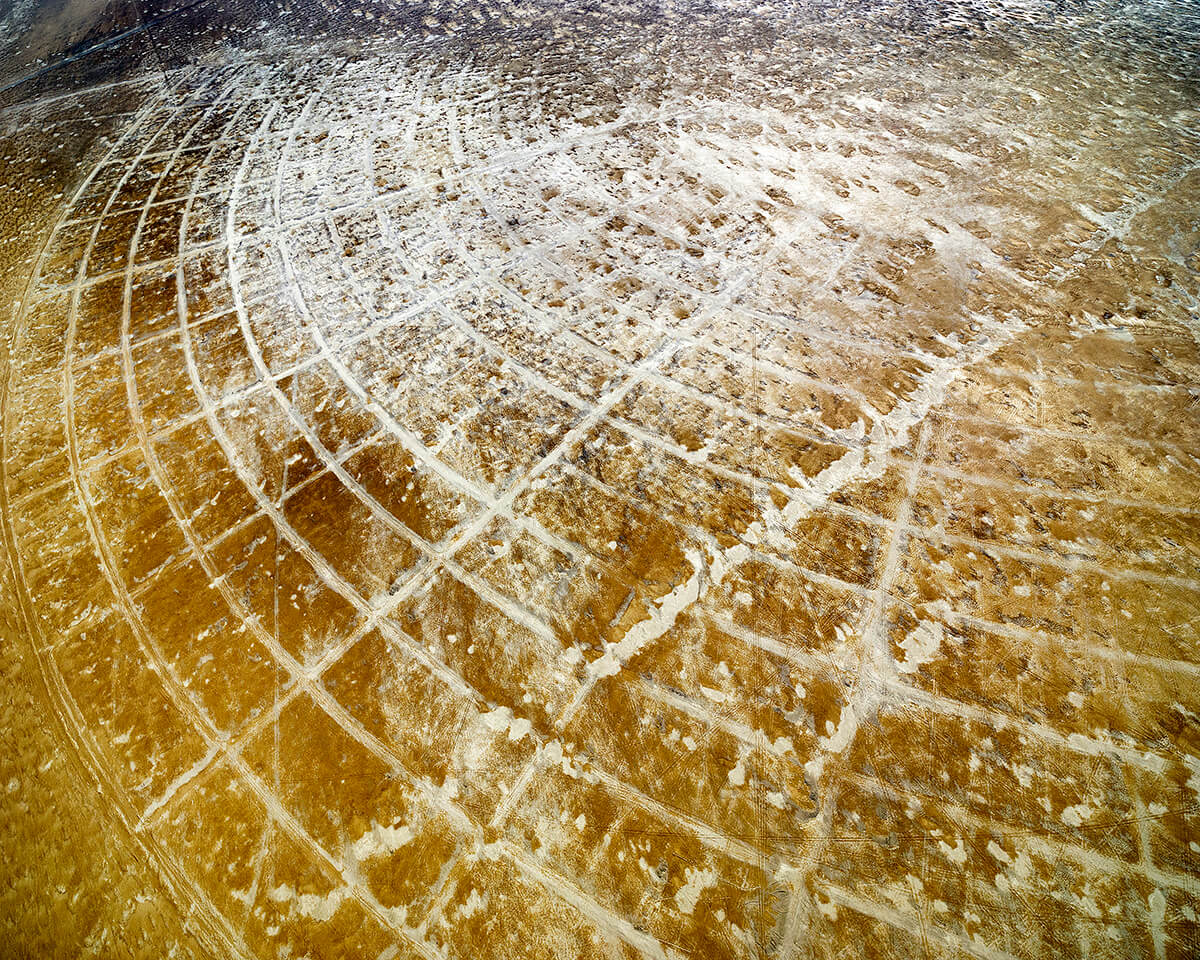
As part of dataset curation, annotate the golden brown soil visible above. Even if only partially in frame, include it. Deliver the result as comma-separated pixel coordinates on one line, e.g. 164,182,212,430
1,2,1198,958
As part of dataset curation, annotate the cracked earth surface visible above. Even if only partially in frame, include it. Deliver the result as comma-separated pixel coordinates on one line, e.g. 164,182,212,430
1,1,1199,958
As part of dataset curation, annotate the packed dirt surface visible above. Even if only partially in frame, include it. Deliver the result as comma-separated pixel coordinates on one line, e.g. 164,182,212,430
1,1,1198,958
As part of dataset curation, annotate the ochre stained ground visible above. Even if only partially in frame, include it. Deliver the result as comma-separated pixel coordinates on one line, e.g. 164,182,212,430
1,1,1198,958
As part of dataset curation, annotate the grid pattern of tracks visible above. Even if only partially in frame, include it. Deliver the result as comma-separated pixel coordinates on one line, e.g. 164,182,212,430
3,10,1200,960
